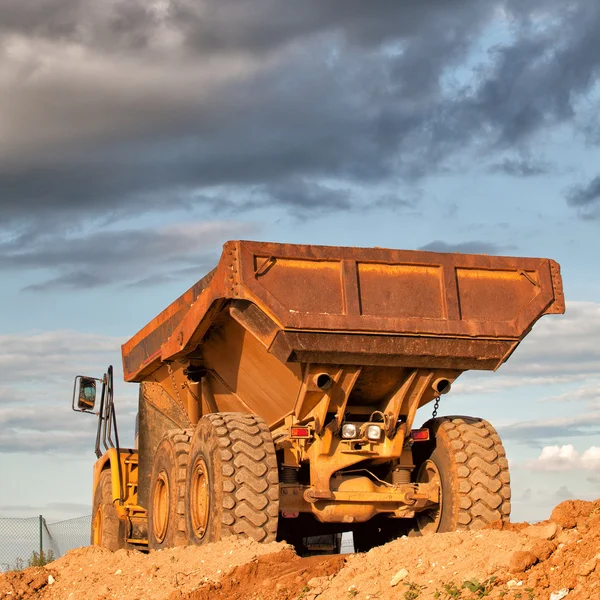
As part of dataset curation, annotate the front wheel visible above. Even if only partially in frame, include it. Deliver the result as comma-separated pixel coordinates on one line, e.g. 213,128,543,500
91,469,126,550
412,416,511,534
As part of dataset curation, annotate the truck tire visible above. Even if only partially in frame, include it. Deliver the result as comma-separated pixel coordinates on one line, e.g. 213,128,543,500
413,416,511,534
185,412,279,545
148,429,193,550
91,469,126,550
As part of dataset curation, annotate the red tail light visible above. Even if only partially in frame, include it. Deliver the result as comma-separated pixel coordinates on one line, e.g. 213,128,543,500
411,428,430,441
290,426,312,438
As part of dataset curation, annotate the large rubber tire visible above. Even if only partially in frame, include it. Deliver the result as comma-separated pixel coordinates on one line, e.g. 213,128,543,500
148,429,193,550
185,412,279,545
413,416,511,533
91,469,126,550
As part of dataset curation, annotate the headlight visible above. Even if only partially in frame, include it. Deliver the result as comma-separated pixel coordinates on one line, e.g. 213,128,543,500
341,423,358,439
366,424,382,441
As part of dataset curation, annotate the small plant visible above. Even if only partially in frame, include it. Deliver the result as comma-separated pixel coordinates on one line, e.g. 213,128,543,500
442,582,463,599
462,576,497,598
13,557,25,571
525,587,535,600
27,550,55,567
404,581,424,600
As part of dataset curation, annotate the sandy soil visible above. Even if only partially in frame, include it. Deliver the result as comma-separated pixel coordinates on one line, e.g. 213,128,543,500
1,498,598,600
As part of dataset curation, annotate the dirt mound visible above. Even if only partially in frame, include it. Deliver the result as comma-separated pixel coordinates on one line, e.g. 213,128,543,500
174,548,345,600
0,566,54,599
317,498,600,600
0,538,289,600
1,498,599,600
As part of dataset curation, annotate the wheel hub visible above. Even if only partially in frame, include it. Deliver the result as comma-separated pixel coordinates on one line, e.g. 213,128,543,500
415,459,442,534
152,471,170,543
93,506,103,546
190,456,210,539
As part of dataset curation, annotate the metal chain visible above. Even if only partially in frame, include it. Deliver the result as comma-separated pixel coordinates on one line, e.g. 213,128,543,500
431,395,441,419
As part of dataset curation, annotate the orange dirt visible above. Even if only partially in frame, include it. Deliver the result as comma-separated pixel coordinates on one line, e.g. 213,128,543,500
1,498,599,600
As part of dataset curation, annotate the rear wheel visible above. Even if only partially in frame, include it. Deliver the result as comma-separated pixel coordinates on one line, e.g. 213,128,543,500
148,429,192,549
412,416,511,534
91,469,126,550
185,412,279,545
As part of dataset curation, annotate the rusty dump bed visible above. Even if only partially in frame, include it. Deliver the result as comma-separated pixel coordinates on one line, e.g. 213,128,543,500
122,240,564,383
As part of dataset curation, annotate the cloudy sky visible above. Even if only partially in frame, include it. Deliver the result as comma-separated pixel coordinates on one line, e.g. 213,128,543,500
1,0,600,524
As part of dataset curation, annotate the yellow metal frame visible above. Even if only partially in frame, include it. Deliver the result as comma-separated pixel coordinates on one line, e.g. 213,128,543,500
92,448,146,521
280,364,456,507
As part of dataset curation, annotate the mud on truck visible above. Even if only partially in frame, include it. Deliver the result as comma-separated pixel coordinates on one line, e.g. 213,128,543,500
72,241,564,553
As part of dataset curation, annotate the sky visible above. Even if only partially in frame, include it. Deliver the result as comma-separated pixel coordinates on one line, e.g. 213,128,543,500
1,0,600,526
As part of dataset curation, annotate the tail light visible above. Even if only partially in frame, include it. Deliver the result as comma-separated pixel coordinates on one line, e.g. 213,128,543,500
411,428,430,441
290,426,312,439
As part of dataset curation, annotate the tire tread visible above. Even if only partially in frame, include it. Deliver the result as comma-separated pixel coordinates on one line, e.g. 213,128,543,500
206,412,279,543
424,415,511,530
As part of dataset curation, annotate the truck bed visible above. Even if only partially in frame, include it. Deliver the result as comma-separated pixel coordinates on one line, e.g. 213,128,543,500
122,240,564,382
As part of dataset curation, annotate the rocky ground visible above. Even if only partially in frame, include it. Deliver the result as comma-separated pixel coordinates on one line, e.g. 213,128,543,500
1,498,599,600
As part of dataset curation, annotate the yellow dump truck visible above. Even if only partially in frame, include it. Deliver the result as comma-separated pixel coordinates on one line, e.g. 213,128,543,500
72,241,564,552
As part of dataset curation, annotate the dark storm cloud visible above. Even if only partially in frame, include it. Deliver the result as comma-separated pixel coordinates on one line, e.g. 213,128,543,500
566,175,600,211
22,271,111,291
0,0,490,55
0,221,253,290
446,0,600,147
419,241,515,255
261,180,352,211
1,1,600,229
208,180,355,218
123,262,218,289
488,157,552,177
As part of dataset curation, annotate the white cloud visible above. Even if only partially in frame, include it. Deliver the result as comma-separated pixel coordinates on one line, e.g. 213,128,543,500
508,302,600,375
0,330,137,453
526,444,600,472
581,446,600,470
540,383,600,404
452,301,600,397
0,330,124,383
498,411,600,443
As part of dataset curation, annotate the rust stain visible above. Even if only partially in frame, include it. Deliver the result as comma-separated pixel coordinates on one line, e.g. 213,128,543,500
122,240,564,382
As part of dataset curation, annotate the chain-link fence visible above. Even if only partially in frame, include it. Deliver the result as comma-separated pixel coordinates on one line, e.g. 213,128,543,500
0,515,92,572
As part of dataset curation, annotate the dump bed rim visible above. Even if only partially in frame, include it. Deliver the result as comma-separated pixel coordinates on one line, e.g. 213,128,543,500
122,240,564,382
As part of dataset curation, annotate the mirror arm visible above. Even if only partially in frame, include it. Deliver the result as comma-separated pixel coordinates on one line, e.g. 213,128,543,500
94,375,107,459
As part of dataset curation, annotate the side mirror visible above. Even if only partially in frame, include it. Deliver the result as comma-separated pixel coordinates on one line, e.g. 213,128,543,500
73,375,100,412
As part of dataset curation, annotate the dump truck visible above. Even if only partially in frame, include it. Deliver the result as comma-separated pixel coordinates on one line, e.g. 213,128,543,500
72,240,564,552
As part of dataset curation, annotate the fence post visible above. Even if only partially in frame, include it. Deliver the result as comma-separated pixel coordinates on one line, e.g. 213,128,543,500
39,515,43,558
